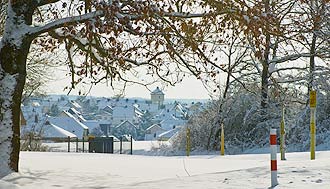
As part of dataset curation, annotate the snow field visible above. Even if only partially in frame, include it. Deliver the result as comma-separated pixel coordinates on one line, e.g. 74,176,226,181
1,150,330,189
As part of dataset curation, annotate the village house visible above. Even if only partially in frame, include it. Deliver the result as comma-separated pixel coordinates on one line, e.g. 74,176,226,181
144,124,166,141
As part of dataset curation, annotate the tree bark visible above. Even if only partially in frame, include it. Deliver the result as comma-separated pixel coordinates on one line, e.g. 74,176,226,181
0,1,33,178
0,39,31,178
308,33,316,92
261,0,271,109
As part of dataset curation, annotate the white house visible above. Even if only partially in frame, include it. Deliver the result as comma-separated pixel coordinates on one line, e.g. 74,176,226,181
144,124,166,141
47,113,89,138
42,121,77,139
157,127,181,141
114,120,138,139
111,105,136,125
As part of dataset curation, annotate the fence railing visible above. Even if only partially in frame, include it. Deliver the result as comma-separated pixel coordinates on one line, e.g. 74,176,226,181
21,136,133,155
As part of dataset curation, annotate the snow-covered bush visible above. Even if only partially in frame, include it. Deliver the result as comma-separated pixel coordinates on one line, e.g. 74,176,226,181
171,83,330,154
21,132,49,152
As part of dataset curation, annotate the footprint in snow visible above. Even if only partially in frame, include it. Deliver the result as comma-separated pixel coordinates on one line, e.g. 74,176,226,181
315,179,322,183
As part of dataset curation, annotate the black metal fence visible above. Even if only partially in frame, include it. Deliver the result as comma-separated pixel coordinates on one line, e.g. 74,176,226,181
27,136,134,154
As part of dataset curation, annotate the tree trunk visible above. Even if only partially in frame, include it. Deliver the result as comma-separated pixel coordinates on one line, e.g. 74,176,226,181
308,30,317,92
261,60,269,109
0,38,32,180
261,0,271,109
0,1,35,178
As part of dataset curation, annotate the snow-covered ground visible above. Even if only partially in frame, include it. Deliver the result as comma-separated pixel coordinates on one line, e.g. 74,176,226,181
1,149,330,189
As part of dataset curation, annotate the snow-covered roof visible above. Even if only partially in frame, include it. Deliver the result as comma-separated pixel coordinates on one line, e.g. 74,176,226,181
83,120,100,131
112,106,135,117
150,87,164,95
48,114,88,138
159,115,187,130
103,105,113,113
70,101,82,109
42,122,77,138
115,120,137,129
68,108,86,122
145,124,165,132
157,128,179,139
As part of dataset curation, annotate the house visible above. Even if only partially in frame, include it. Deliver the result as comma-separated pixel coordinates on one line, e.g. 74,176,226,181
113,120,138,139
60,108,86,122
144,124,166,141
72,118,112,137
102,105,113,114
111,105,136,125
47,113,89,138
20,102,46,136
157,127,181,141
42,121,77,139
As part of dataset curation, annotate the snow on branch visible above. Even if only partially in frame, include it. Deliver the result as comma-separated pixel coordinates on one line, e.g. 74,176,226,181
269,53,311,64
31,10,104,36
33,0,60,7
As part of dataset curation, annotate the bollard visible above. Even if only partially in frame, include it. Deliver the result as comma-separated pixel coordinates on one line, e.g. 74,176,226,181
270,129,278,187
220,123,225,156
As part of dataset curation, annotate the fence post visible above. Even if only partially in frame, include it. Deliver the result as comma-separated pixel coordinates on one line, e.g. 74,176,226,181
120,136,123,154
68,136,70,152
76,137,78,152
82,137,85,153
280,105,286,160
186,128,190,157
270,129,278,187
310,90,316,160
220,123,225,156
130,135,133,155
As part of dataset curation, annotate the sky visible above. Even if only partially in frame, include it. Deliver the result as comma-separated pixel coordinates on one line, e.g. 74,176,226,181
44,66,212,100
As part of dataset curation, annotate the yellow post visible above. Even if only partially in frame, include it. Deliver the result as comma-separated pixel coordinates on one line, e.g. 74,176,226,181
280,105,286,160
186,128,190,157
310,108,316,160
221,123,225,156
310,90,316,160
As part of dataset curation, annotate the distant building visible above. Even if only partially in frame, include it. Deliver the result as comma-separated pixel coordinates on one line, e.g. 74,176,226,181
113,120,138,139
157,127,181,141
150,87,164,106
144,124,166,141
48,112,89,138
42,121,77,139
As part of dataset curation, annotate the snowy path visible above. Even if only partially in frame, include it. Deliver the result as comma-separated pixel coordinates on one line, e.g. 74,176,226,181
1,151,330,188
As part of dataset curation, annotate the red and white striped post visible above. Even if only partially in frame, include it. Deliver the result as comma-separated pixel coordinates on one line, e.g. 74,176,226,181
270,129,278,187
